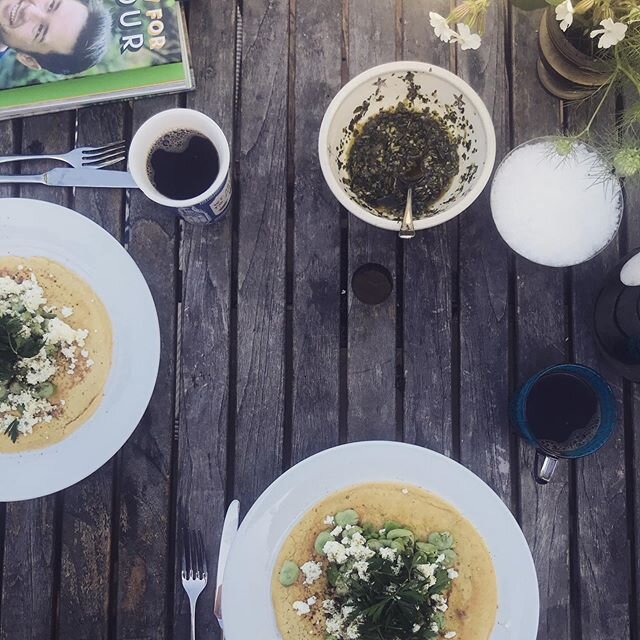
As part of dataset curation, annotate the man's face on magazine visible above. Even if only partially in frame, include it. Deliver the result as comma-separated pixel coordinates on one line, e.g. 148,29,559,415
0,0,88,56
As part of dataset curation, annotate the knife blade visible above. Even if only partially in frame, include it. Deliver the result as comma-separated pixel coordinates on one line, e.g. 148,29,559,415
214,499,240,631
0,167,138,189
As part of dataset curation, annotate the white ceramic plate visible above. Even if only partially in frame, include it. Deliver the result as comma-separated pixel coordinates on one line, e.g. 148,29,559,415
223,441,539,639
0,198,160,501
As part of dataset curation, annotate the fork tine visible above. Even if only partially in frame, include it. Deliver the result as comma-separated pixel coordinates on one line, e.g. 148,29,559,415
81,140,127,156
198,530,208,576
181,527,188,577
192,529,202,578
83,154,126,169
82,146,127,163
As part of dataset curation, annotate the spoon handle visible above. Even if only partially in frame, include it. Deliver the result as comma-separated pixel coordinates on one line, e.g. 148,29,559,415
399,187,416,239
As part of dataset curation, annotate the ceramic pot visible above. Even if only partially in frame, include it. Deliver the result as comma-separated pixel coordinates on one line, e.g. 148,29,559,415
537,8,613,100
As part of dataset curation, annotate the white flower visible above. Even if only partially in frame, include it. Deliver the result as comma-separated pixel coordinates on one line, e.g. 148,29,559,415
590,18,627,48
429,12,456,43
455,23,481,50
555,0,574,31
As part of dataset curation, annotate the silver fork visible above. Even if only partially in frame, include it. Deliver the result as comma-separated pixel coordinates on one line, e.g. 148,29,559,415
182,529,208,640
0,141,127,169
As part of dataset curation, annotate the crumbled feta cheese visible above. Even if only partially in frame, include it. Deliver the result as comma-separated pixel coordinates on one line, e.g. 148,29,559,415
324,515,335,525
379,547,397,561
60,306,73,318
86,359,94,368
292,601,311,616
322,599,336,613
447,568,459,579
416,563,436,579
430,622,439,633
352,560,369,581
331,525,344,537
444,633,457,639
301,561,323,585
401,488,409,494
306,596,317,606
412,624,421,632
323,541,348,564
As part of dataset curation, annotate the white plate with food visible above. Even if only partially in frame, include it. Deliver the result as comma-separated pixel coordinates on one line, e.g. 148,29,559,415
222,441,539,640
0,198,160,501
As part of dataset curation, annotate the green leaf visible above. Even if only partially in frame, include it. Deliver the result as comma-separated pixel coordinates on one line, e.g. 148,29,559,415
4,419,19,443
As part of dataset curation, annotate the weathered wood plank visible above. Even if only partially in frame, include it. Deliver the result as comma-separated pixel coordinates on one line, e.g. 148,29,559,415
291,0,342,463
347,0,398,442
234,0,288,505
57,104,127,640
174,0,236,637
117,94,179,640
0,117,17,635
401,0,455,455
0,112,74,640
624,88,640,640
457,0,512,505
510,9,571,640
567,97,631,640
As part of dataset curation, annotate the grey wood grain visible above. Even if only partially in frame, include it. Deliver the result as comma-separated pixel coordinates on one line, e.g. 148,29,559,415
567,98,631,640
401,0,456,455
510,9,571,640
0,117,16,636
347,0,398,442
291,0,343,464
174,0,236,636
234,0,288,506
56,104,127,640
623,86,640,640
0,112,74,640
116,95,179,640
457,0,513,506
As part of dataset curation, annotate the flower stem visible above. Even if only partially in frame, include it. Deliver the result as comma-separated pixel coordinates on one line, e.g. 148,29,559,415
576,78,616,138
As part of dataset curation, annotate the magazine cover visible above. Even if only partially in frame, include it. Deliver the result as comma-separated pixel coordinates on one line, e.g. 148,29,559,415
0,0,193,117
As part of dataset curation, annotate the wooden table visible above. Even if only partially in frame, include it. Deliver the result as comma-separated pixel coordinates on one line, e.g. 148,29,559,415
0,0,636,638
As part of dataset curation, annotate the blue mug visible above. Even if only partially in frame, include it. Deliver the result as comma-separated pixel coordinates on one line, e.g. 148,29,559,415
512,363,617,484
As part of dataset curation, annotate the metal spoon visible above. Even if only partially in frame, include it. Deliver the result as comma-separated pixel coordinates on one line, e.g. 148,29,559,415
398,165,426,240
399,186,415,239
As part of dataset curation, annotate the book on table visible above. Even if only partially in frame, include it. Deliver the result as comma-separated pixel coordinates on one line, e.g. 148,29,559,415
0,0,193,120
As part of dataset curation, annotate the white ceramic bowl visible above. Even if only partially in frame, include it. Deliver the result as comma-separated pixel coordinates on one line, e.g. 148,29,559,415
318,61,497,231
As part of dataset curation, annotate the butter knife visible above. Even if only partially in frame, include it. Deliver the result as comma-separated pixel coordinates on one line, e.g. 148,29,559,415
0,167,138,189
214,500,240,633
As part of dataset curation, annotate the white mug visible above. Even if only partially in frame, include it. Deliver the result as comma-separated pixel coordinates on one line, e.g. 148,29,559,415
129,108,232,224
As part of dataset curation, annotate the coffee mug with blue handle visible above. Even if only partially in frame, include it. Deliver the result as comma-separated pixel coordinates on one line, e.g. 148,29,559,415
513,363,617,484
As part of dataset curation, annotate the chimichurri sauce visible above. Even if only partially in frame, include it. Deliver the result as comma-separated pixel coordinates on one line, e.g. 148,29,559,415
345,104,459,218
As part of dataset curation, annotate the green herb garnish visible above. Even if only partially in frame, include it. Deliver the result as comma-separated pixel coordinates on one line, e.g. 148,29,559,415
3,419,19,443
318,511,457,640
345,103,459,219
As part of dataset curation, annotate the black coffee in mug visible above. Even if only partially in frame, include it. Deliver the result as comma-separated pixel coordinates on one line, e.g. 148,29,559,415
146,128,219,201
524,371,600,455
